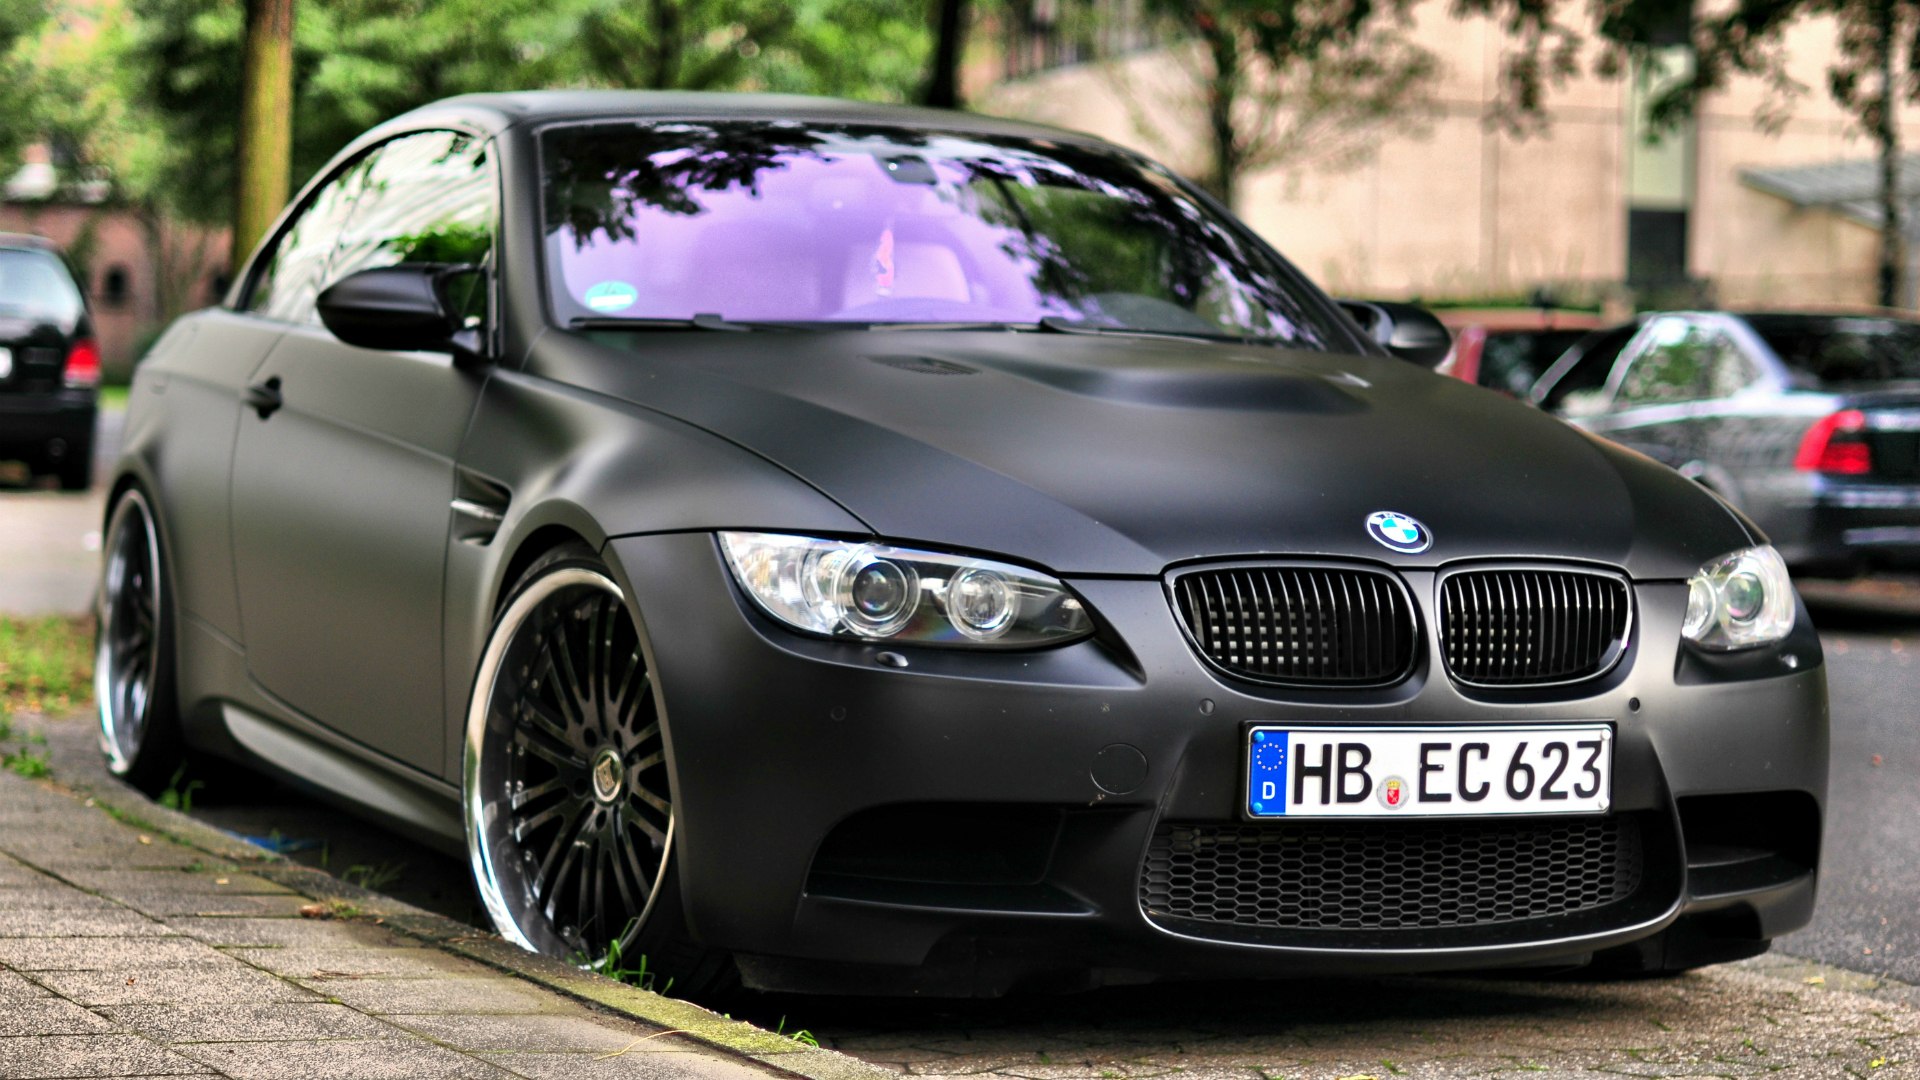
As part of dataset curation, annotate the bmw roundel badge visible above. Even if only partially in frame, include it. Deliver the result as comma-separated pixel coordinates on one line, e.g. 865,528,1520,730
1365,511,1431,554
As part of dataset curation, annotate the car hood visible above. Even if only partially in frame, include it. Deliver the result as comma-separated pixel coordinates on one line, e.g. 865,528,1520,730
544,329,1753,578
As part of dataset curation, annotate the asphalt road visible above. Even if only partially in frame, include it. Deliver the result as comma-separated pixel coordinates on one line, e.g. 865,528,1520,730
1787,586,1920,985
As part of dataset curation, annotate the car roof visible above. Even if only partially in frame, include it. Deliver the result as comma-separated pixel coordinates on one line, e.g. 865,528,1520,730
0,232,58,253
377,90,1104,148
1434,308,1606,332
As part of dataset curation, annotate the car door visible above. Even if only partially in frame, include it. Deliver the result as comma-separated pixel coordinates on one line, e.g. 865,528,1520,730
1581,316,1713,467
229,129,497,770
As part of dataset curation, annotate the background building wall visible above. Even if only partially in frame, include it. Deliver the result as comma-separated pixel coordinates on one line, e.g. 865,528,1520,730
978,3,1915,309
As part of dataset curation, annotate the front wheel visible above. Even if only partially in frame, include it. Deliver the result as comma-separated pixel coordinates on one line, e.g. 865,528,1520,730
96,487,183,790
463,545,730,993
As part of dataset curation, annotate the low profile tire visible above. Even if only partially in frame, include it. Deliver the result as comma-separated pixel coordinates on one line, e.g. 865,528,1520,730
464,544,732,994
95,488,185,791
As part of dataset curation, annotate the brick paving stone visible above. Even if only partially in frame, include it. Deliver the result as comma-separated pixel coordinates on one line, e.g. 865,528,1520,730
0,997,122,1036
0,969,54,998
165,915,414,949
58,870,294,896
0,907,174,937
33,960,324,1007
175,1037,515,1079
109,890,323,919
0,935,225,971
0,1033,212,1077
97,1002,398,1044
292,974,576,1016
229,944,490,981
387,1012,691,1054
484,1050,784,1080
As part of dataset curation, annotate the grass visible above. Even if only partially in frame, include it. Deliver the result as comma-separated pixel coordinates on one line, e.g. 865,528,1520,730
98,385,130,412
342,862,407,892
577,922,675,997
0,615,93,715
159,766,205,813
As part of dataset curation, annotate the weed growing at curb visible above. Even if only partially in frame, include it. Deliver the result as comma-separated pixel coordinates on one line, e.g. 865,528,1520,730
774,1016,820,1047
159,766,205,813
343,861,407,891
5,751,50,779
579,925,677,997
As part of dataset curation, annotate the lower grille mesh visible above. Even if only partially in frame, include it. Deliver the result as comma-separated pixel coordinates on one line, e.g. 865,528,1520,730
1141,817,1641,931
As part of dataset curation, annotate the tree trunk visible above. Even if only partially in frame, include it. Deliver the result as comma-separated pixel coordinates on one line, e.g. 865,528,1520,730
233,0,295,273
1202,22,1241,208
1876,0,1906,308
924,0,969,108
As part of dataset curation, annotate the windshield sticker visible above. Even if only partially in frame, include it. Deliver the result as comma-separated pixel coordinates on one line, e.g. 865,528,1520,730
583,281,639,313
871,227,895,296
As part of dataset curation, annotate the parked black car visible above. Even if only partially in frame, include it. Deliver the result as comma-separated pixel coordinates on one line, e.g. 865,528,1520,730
98,92,1826,997
0,234,98,490
1543,310,1920,575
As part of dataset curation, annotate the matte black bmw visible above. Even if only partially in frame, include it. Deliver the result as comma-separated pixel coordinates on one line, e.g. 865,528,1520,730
100,92,1827,996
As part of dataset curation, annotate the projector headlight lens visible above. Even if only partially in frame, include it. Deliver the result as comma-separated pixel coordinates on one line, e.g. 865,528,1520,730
719,532,1093,648
1681,544,1795,650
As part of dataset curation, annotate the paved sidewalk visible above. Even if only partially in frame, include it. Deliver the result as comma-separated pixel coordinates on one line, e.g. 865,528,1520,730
0,765,791,1080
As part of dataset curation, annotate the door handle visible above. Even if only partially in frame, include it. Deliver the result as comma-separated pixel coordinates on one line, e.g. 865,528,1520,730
244,376,283,419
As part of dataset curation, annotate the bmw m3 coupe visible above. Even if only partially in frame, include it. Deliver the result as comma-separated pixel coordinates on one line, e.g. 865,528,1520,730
98,91,1827,996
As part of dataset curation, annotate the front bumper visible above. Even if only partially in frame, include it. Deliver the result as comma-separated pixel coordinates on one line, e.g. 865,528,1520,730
608,533,1828,992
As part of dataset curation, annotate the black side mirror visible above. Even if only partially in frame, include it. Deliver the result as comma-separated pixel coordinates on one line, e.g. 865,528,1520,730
316,264,485,365
1337,300,1453,368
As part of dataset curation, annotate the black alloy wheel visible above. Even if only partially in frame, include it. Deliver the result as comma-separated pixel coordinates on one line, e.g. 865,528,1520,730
465,548,682,964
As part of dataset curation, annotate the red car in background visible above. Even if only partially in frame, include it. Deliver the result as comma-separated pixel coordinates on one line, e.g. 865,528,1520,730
1436,308,1607,397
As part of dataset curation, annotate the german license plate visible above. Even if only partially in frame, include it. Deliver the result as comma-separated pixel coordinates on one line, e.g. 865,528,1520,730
1245,724,1613,819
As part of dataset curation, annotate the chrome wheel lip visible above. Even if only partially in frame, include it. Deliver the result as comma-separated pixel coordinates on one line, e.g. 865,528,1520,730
463,567,673,959
96,489,161,776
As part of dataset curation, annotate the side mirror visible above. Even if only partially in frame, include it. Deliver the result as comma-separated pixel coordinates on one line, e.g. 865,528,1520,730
1337,300,1453,368
316,264,485,364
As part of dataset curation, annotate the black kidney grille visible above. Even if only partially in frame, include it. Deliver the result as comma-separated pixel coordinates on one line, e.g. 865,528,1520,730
1173,567,1414,685
1141,816,1641,931
1440,569,1630,686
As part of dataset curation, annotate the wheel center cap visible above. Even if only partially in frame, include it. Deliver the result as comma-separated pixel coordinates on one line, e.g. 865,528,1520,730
591,749,624,803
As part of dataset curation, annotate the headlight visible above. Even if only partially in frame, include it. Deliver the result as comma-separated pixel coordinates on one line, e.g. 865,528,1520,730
1681,544,1796,650
719,532,1095,648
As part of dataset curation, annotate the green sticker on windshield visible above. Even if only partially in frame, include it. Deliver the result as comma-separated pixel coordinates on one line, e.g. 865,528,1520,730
583,281,639,313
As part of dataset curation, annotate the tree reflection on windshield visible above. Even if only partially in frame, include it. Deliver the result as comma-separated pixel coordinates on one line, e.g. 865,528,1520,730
540,120,1338,349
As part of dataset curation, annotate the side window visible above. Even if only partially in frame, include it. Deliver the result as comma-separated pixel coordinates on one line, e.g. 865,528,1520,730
329,131,496,329
1703,338,1759,399
1616,319,1714,407
244,153,380,324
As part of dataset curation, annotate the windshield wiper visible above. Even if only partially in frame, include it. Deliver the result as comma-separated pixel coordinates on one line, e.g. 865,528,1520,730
569,313,757,332
1034,316,1275,346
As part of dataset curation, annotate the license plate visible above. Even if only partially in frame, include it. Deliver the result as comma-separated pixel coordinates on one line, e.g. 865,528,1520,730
1245,724,1613,819
0,347,11,380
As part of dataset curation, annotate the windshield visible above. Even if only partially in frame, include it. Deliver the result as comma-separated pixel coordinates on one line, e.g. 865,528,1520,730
539,121,1344,347
1750,315,1920,386
0,248,83,329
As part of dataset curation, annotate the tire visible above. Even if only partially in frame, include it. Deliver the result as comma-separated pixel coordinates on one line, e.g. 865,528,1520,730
95,488,185,792
463,543,733,996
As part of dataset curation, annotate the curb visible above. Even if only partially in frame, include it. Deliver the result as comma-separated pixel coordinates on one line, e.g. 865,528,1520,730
32,717,892,1080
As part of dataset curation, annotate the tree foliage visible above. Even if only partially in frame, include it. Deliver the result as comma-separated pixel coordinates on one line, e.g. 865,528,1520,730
1114,0,1439,208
